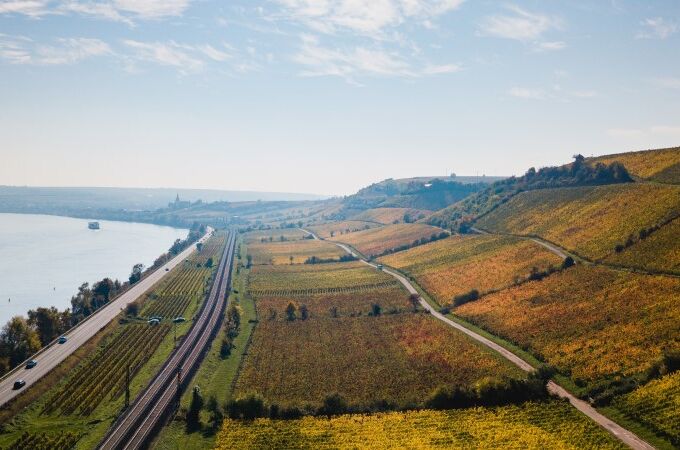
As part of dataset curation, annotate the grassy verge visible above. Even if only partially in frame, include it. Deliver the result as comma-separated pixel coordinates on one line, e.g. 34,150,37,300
598,405,676,450
152,237,258,450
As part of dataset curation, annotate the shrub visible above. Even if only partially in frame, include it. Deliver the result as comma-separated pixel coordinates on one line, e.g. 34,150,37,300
453,289,480,306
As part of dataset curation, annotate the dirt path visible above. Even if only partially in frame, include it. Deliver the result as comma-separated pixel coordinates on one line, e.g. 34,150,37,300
303,228,655,450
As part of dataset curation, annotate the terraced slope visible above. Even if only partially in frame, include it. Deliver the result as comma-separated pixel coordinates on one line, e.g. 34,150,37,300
604,217,680,274
475,183,680,260
331,223,445,257
243,228,308,243
613,371,680,446
233,313,523,409
378,235,562,305
248,261,397,295
216,401,625,449
352,207,432,224
307,220,379,239
246,239,345,264
456,265,680,387
591,147,680,183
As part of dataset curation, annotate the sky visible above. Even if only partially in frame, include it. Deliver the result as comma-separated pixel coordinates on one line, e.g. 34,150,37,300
0,1,679,196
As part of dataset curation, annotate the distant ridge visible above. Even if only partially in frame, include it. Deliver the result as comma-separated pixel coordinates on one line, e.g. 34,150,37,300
0,186,329,212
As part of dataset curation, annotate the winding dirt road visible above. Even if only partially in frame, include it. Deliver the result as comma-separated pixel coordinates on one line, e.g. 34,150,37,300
304,228,654,450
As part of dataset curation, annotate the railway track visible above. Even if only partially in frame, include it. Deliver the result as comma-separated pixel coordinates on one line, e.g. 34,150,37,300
98,230,236,450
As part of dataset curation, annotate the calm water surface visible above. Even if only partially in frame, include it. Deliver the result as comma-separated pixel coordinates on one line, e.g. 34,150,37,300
0,213,187,324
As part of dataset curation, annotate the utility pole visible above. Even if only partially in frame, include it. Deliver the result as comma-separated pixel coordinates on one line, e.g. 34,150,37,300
174,322,177,348
125,364,130,408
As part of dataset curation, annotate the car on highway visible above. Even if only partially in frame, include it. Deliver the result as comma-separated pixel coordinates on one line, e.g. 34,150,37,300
172,317,186,323
377,264,384,270
13,379,26,390
25,359,37,369
57,336,68,344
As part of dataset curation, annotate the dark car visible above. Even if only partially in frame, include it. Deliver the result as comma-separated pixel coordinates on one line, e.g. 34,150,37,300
172,317,186,323
165,268,169,271
57,336,67,344
25,359,37,369
13,379,26,390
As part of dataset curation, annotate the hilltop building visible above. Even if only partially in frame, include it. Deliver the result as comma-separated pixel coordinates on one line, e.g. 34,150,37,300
169,194,191,210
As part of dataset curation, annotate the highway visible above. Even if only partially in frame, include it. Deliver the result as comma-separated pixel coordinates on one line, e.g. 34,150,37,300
0,229,213,408
99,230,236,450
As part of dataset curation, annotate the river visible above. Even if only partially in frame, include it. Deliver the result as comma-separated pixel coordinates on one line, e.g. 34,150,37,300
0,213,187,325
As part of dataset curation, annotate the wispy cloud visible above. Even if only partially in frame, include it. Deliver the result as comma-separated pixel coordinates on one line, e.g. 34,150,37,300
508,84,597,101
0,0,195,23
292,34,459,83
636,17,678,39
608,125,680,139
508,87,546,100
123,40,205,73
274,0,464,38
479,5,562,42
651,76,680,89
607,128,643,138
0,0,50,16
0,35,111,64
534,40,566,52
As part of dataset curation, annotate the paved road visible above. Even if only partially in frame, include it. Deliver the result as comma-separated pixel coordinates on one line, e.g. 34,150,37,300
305,228,655,450
0,230,213,408
99,231,236,450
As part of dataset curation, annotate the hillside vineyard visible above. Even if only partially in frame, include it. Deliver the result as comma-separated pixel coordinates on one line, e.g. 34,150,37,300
1,148,678,450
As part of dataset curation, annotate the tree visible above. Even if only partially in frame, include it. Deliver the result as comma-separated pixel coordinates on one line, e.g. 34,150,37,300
562,256,575,269
27,307,67,346
129,263,144,284
289,255,294,265
206,395,223,432
0,316,41,367
125,302,139,317
285,302,297,321
205,257,214,268
246,254,253,268
370,303,382,316
93,278,115,303
299,304,309,320
409,293,420,312
186,386,204,432
318,393,347,417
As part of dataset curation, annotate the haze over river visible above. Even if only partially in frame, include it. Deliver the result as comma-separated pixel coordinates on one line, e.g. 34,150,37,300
0,213,187,324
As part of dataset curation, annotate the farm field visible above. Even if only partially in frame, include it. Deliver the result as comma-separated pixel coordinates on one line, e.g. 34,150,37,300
612,371,680,446
243,228,308,244
591,147,680,183
455,265,680,386
604,217,680,274
306,220,379,238
233,312,523,409
475,183,680,260
352,207,432,224
257,286,415,320
247,261,398,296
379,234,561,305
215,400,625,449
331,223,445,257
0,233,226,449
246,239,345,265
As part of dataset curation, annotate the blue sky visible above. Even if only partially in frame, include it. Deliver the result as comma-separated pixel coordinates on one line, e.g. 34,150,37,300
1,1,679,196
